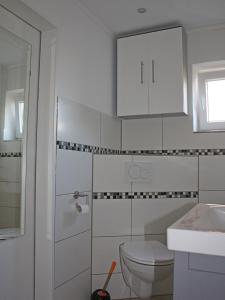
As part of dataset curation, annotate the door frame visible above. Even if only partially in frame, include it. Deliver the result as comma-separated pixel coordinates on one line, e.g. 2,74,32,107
0,1,57,300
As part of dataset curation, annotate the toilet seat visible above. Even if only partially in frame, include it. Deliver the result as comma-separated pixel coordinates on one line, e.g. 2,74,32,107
121,240,174,266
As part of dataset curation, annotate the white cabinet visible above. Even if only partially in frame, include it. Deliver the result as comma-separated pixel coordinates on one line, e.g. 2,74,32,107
117,33,149,116
117,27,187,117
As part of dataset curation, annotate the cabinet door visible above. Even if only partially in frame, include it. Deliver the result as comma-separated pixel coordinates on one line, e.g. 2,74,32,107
117,34,149,117
149,27,187,115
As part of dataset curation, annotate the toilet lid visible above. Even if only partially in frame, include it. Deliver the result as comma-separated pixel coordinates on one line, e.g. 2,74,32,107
121,241,174,265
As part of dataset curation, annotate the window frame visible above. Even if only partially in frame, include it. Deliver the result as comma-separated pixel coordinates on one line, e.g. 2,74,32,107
193,61,225,132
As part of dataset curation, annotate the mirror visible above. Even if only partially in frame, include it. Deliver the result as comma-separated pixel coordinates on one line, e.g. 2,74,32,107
0,26,31,238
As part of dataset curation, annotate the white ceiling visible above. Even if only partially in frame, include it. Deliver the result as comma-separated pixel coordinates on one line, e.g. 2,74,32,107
79,0,225,34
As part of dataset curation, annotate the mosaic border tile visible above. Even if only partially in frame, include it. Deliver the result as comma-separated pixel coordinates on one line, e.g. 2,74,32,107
57,140,225,156
93,191,199,200
120,149,225,156
56,141,120,154
0,152,22,157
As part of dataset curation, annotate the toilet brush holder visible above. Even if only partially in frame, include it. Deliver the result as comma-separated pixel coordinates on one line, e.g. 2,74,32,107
91,261,117,300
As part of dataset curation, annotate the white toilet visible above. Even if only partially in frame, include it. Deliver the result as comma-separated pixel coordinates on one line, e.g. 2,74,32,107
119,240,174,299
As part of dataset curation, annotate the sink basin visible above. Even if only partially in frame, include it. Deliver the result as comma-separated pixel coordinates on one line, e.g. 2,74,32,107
167,203,225,257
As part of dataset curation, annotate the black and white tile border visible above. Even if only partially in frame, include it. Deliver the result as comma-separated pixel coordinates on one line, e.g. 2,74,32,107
57,140,225,156
93,191,199,200
121,149,225,156
0,152,22,157
56,141,120,154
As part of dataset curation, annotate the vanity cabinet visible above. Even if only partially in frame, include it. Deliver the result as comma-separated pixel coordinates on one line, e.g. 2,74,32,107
174,251,225,300
117,27,187,117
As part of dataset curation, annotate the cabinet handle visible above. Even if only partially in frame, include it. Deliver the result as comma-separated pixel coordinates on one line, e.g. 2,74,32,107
152,60,155,83
140,61,144,84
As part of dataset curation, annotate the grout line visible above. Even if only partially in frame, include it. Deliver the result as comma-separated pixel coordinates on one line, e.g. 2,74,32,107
199,189,225,191
54,268,90,289
92,234,165,238
162,118,164,150
55,229,91,244
56,190,91,197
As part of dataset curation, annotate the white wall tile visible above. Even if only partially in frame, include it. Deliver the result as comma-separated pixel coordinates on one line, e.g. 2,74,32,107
131,276,173,298
199,156,225,190
101,113,121,150
92,236,130,274
199,191,225,204
92,273,130,299
131,234,166,245
93,155,132,192
0,141,21,152
132,156,198,192
122,118,162,150
0,157,21,182
55,192,91,242
132,198,197,235
54,231,91,287
163,116,225,150
93,198,131,236
0,182,20,193
54,269,91,300
147,296,172,300
56,150,92,195
153,276,173,297
57,98,101,146
0,183,20,225
0,192,20,208
0,206,20,228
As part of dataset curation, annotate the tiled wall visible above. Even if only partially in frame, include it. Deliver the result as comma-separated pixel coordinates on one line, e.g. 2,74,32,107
92,154,200,299
0,141,21,229
53,26,225,300
92,153,225,299
199,156,225,204
54,98,121,300
122,117,225,151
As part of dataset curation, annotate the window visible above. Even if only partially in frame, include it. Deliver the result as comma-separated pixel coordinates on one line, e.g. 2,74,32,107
193,61,225,132
3,89,24,140
16,100,24,137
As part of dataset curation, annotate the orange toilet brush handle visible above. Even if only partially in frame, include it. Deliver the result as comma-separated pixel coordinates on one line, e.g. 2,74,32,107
102,261,117,291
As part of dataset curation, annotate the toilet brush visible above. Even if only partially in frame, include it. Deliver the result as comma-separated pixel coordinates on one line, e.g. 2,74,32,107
91,261,117,300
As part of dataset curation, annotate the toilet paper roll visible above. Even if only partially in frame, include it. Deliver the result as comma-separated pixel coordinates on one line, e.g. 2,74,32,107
76,203,89,214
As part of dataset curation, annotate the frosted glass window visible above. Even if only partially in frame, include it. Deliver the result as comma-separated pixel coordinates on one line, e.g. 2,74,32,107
206,79,225,122
193,61,225,132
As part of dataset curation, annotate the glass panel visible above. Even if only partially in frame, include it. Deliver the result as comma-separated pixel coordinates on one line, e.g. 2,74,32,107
206,79,225,123
0,26,30,237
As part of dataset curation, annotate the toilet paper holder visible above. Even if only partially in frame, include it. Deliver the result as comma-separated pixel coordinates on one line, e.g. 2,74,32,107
73,190,90,213
73,190,88,200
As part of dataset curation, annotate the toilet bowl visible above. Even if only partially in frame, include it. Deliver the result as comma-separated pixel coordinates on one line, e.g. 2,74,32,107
119,240,174,299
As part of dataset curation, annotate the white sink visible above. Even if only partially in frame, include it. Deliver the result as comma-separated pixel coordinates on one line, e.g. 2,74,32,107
167,203,225,257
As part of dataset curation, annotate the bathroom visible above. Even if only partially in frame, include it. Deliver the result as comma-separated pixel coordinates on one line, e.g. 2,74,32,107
0,0,225,300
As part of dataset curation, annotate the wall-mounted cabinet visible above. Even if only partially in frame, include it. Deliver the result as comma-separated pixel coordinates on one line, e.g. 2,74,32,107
117,27,187,118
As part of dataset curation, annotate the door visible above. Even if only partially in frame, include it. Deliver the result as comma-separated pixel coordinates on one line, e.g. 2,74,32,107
117,33,149,116
0,5,40,300
149,27,185,114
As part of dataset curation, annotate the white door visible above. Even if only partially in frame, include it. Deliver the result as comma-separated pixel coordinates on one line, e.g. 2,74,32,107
0,5,40,300
149,27,185,114
117,33,149,116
